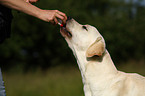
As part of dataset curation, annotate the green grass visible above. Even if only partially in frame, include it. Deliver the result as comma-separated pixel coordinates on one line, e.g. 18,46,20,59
3,66,84,96
3,60,145,96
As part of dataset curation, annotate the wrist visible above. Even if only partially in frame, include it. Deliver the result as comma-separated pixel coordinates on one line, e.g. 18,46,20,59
35,9,46,21
36,10,51,22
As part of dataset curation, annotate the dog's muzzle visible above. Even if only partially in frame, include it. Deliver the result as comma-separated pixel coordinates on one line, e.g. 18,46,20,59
60,16,72,38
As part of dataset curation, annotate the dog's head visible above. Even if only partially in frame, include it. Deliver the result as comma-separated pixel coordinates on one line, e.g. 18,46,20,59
60,18,106,57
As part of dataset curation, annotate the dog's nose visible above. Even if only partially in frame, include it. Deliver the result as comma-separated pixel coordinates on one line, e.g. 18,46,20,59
67,16,72,21
63,16,72,27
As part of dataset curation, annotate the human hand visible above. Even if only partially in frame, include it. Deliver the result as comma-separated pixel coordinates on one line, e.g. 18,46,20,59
38,10,67,25
26,0,39,3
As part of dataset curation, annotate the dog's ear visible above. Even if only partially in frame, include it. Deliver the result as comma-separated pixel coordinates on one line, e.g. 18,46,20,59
86,37,105,58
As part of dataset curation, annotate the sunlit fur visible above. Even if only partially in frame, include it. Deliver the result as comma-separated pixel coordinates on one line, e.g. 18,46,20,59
60,19,145,96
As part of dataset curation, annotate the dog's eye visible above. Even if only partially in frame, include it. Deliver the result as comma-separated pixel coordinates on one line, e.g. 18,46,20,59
82,26,88,31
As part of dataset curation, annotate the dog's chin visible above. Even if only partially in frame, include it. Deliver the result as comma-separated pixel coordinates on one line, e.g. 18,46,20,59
60,27,72,38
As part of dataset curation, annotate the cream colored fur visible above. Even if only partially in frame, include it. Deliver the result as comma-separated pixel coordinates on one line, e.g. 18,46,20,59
60,19,145,96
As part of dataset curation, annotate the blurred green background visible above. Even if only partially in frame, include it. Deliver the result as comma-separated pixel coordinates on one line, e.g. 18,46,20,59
1,0,145,96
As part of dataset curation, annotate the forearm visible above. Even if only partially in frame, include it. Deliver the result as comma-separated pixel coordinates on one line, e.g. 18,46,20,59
0,0,67,23
0,0,41,19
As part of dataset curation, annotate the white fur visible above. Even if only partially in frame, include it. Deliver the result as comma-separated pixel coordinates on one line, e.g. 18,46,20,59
60,19,145,96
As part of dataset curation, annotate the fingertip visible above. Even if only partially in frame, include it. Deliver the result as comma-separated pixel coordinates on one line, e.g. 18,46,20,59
63,13,67,20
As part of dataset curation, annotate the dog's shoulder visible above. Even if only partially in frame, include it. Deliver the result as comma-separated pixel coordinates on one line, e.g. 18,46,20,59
113,71,145,91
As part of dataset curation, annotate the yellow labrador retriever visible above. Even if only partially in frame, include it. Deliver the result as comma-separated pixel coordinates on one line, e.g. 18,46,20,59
60,18,145,96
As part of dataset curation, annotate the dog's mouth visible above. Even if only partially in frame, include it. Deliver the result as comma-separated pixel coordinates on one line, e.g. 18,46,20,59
60,24,72,38
60,16,72,38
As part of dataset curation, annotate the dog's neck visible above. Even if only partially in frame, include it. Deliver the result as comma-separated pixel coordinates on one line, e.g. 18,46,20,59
72,49,118,81
86,50,118,75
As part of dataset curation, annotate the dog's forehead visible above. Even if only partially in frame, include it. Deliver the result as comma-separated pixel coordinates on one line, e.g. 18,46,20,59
88,25,101,38
74,25,101,44
71,24,102,42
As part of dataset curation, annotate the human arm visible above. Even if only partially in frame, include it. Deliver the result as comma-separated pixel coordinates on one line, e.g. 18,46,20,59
0,0,67,24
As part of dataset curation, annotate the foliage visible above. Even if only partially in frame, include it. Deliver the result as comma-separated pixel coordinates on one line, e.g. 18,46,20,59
0,0,145,71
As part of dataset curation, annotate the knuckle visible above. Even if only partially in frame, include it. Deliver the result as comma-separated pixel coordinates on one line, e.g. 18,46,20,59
55,10,58,12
